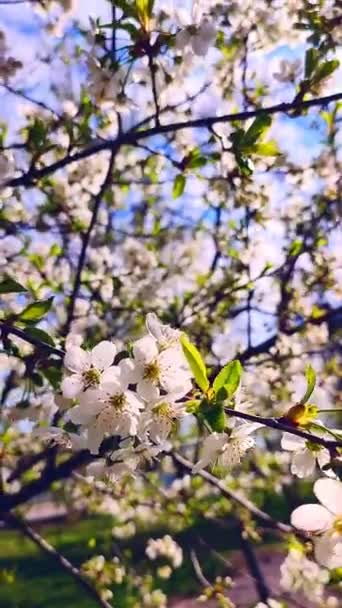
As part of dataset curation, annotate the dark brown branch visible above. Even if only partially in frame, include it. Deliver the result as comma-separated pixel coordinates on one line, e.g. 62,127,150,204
3,512,113,608
62,149,117,336
223,408,342,450
237,521,270,603
4,92,342,189
0,321,65,358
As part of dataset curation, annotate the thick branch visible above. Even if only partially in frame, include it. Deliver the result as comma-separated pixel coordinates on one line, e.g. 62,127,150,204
4,92,341,189
3,512,113,608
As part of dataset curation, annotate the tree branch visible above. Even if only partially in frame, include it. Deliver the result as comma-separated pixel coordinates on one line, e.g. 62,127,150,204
223,408,342,450
62,149,117,336
3,512,113,608
4,92,341,189
172,452,293,535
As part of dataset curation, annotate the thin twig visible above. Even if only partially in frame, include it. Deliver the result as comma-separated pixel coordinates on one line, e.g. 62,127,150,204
63,148,117,336
3,512,113,608
172,452,293,535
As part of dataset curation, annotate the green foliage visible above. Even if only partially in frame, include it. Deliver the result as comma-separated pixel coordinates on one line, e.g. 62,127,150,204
0,277,27,294
300,364,316,405
23,326,55,347
213,360,242,398
172,174,186,198
198,399,226,432
17,297,54,323
180,335,209,393
242,115,272,148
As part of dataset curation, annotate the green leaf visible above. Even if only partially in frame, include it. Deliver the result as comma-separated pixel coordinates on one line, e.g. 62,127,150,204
300,365,316,405
172,174,186,198
305,48,319,78
213,360,242,397
313,59,339,83
24,326,55,347
181,335,209,393
254,140,280,156
18,297,54,323
289,239,303,256
204,403,226,432
242,114,272,147
0,277,27,294
42,366,62,390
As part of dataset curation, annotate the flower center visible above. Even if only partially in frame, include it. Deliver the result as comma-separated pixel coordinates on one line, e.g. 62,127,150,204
153,402,172,419
143,361,160,382
82,367,101,389
333,517,342,534
109,393,126,411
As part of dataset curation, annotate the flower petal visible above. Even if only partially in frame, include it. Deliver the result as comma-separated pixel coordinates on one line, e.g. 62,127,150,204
64,346,90,373
234,422,264,438
291,504,334,533
91,341,116,370
119,358,143,385
314,478,342,515
133,336,158,364
61,375,83,399
137,379,160,401
314,533,342,569
281,432,305,451
291,449,315,478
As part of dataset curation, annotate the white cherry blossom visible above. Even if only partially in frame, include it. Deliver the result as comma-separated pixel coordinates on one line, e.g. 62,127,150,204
69,375,143,454
61,341,117,399
138,393,186,443
291,478,342,568
174,2,216,57
193,422,263,472
119,334,192,401
281,432,333,478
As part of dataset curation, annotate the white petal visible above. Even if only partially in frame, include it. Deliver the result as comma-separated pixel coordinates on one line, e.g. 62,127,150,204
314,478,342,515
119,358,143,385
193,433,227,472
314,534,342,569
64,346,90,373
137,379,160,401
133,336,158,364
291,450,316,478
191,34,211,56
101,365,121,385
175,29,191,50
281,432,305,451
86,459,106,478
86,425,104,455
91,341,116,370
61,375,83,399
234,422,264,438
291,504,334,533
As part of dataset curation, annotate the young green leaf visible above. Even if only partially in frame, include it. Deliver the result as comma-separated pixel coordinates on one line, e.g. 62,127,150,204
172,174,186,199
313,59,339,84
300,364,316,405
18,297,54,323
0,277,27,294
205,403,226,432
254,140,280,157
305,48,319,78
24,326,56,347
181,335,209,393
242,114,272,147
213,360,242,397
